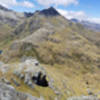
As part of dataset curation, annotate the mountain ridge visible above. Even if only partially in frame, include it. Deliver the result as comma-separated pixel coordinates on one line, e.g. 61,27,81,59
39,7,60,16
0,5,100,100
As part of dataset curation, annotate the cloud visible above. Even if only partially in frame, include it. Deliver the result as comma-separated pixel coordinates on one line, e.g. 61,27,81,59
57,9,100,24
87,18,100,24
37,0,78,7
0,0,34,8
57,9,87,20
19,1,35,8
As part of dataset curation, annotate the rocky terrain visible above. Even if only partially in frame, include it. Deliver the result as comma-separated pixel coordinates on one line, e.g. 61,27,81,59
0,5,100,100
0,58,49,100
0,82,41,100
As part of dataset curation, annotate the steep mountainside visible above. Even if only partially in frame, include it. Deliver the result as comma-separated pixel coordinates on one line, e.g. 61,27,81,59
0,6,100,100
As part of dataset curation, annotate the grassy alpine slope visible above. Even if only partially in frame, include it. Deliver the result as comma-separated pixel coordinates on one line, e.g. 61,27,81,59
0,7,100,100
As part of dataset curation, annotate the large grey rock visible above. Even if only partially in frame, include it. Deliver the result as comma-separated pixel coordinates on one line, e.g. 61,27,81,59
0,82,42,100
13,59,48,87
0,59,48,88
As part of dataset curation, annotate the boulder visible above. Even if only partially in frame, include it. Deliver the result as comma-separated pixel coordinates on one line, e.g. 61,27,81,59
13,59,48,87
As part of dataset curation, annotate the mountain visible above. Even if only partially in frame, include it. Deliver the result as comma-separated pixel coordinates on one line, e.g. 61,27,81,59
0,5,26,42
0,6,100,100
39,7,60,16
13,7,67,37
71,18,100,32
0,5,25,26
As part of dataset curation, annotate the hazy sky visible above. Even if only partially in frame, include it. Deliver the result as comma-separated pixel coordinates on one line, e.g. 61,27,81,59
0,0,100,23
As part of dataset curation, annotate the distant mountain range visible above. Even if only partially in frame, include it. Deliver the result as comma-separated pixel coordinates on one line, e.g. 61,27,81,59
71,18,100,32
0,4,99,32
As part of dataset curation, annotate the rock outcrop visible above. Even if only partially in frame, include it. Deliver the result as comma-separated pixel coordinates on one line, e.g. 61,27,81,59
0,58,49,88
0,82,41,100
13,58,48,87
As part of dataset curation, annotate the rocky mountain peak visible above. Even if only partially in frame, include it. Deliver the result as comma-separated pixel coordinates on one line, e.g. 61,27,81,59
39,7,60,16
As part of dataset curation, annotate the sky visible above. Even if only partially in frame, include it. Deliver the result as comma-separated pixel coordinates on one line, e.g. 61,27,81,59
0,0,100,24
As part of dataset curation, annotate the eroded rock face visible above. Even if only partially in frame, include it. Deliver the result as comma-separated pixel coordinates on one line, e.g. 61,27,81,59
0,82,40,100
